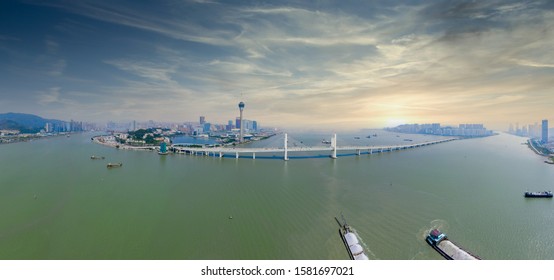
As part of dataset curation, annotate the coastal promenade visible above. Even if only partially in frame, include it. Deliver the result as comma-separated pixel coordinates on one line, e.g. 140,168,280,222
171,133,456,160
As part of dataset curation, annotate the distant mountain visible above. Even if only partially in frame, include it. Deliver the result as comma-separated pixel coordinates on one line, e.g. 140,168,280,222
0,112,66,133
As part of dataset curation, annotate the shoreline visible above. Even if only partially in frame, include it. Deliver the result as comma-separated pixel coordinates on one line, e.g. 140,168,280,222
1,132,73,145
92,135,157,151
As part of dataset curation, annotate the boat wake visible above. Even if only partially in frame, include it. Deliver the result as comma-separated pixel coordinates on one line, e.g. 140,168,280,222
418,219,449,241
349,227,378,260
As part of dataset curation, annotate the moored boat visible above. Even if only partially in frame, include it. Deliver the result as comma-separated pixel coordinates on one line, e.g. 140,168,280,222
524,191,553,198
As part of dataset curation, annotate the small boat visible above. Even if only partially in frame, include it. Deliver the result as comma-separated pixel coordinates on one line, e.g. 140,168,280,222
524,191,553,198
354,137,360,139
335,216,368,260
366,135,371,138
403,139,413,141
90,155,105,160
322,139,332,144
107,163,123,168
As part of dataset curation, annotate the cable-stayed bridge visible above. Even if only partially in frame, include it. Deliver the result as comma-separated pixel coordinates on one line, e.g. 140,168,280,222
171,133,456,160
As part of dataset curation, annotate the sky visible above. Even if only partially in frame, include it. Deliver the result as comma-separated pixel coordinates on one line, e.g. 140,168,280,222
0,0,553,130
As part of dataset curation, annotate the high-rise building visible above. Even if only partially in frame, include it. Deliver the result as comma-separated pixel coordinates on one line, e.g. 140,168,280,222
199,116,205,125
226,120,233,131
542,119,548,143
238,101,245,142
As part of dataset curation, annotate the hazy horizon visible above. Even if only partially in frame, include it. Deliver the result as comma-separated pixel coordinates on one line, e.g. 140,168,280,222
1,1,553,130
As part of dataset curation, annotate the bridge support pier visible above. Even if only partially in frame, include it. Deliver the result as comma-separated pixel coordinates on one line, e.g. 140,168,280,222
253,152,255,159
356,149,360,156
284,133,289,161
219,152,223,158
235,152,239,159
331,133,337,159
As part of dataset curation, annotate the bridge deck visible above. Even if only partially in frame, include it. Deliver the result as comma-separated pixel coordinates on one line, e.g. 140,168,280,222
172,138,455,156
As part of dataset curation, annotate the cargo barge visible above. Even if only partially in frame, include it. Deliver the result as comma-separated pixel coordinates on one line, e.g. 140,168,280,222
426,229,480,260
335,216,368,260
524,191,553,198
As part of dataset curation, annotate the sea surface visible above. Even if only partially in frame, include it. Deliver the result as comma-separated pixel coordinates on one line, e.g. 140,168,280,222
1,130,553,260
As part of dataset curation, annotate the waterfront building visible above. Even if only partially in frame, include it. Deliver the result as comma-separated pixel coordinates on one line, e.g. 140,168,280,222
44,122,52,133
199,116,205,125
203,123,211,133
226,120,233,131
542,119,549,143
387,123,493,137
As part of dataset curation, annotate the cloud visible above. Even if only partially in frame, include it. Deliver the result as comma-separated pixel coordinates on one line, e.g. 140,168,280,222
38,87,62,104
6,1,554,129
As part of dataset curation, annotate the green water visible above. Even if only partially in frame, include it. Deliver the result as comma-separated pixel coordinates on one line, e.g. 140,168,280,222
1,132,553,259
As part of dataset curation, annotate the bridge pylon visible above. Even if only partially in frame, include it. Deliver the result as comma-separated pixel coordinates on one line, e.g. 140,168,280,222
284,133,289,161
331,133,337,159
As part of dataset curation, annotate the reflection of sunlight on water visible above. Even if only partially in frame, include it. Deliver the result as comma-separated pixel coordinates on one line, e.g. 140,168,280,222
351,227,378,260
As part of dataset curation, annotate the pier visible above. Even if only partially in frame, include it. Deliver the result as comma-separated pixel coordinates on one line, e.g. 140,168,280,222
171,133,456,160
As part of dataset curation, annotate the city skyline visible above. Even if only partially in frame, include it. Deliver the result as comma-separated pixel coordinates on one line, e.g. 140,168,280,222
1,1,553,130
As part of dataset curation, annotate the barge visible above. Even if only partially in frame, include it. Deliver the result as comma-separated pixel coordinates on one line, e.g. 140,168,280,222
335,216,368,260
426,229,480,260
524,191,553,198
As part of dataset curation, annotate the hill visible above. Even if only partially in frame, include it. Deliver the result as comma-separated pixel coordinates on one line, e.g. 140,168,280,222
0,112,66,133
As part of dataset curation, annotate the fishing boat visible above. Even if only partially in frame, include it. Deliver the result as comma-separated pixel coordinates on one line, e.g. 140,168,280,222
335,216,369,260
524,191,553,198
107,163,123,168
